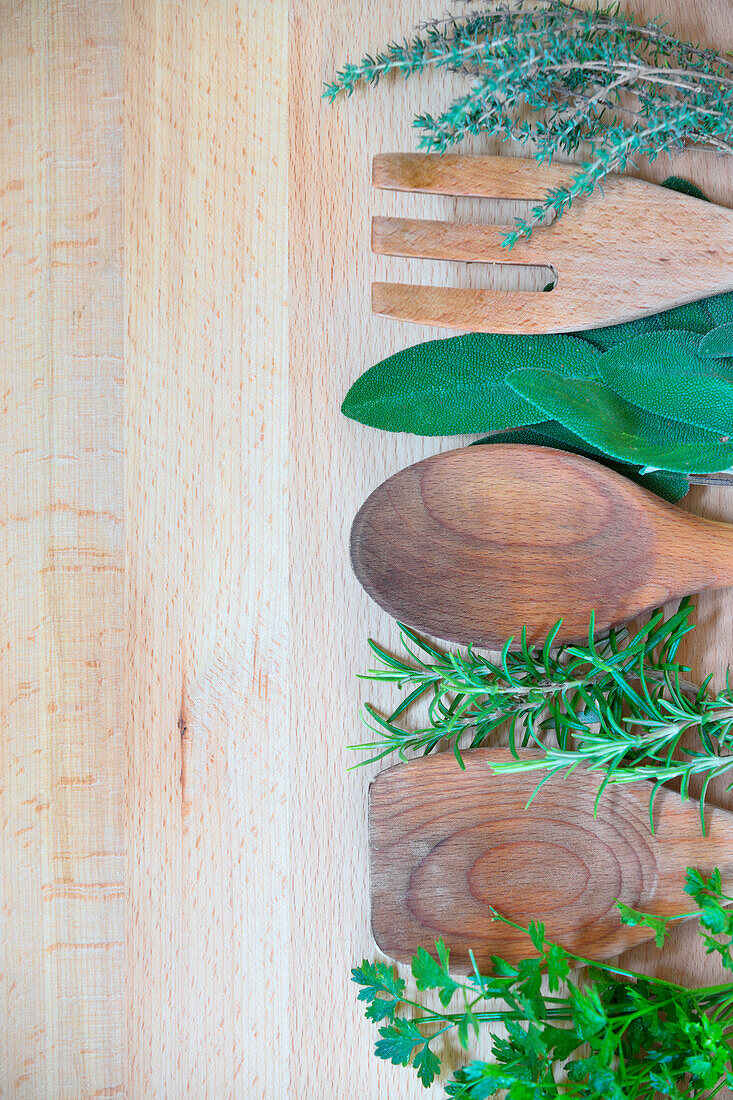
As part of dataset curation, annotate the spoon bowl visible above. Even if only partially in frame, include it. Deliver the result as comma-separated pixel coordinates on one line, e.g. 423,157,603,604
350,445,733,647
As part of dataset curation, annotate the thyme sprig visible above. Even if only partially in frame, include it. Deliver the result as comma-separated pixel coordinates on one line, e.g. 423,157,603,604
325,0,733,244
355,867,733,1095
354,600,733,830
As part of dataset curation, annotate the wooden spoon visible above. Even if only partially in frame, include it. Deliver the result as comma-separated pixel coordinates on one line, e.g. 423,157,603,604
350,444,733,648
370,750,733,969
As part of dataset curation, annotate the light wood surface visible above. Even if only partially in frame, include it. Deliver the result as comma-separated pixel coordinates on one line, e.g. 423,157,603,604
125,2,287,1097
1,0,287,1097
0,0,731,1097
370,750,733,968
372,155,733,332
351,443,733,647
0,2,124,1096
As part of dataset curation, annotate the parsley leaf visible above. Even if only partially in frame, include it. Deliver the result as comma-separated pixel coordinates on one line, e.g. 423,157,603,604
351,960,405,1022
412,940,460,1006
413,1044,441,1088
355,865,733,1095
616,899,671,947
685,868,733,970
374,1018,424,1066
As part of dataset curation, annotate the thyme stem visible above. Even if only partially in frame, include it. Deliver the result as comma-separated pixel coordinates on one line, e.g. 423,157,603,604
326,0,733,242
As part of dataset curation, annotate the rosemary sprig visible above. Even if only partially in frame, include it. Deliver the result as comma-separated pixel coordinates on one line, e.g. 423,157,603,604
354,867,733,1095
326,0,733,244
353,600,733,830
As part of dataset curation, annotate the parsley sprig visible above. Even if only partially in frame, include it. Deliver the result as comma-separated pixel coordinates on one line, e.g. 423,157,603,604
353,600,733,831
354,869,733,1096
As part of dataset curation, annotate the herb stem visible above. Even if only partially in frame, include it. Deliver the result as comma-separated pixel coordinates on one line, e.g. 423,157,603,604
355,603,733,830
327,0,733,241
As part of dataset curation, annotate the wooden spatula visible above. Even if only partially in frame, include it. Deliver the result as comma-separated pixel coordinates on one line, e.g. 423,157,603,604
370,750,733,969
350,444,733,648
372,153,733,334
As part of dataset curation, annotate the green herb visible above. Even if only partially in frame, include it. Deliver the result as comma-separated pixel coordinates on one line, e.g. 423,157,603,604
341,332,601,435
326,1,733,245
341,286,733,482
617,868,733,970
686,869,733,972
505,368,733,473
700,324,733,360
709,298,733,328
596,332,733,435
661,176,712,203
354,868,733,1095
578,289,722,348
353,601,733,831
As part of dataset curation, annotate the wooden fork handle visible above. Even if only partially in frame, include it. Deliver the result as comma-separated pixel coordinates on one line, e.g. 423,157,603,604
373,153,580,200
372,216,552,265
372,281,590,334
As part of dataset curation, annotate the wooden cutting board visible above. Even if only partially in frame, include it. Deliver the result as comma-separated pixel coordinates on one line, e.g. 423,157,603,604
1,2,286,1097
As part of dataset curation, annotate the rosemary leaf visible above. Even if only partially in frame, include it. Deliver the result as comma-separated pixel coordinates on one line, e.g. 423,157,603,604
353,600,733,829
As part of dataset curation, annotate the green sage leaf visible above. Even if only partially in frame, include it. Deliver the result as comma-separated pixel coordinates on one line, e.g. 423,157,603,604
660,176,710,202
341,333,600,434
706,292,733,327
598,331,733,434
579,314,661,351
648,299,717,333
580,299,717,352
699,323,733,360
506,369,733,473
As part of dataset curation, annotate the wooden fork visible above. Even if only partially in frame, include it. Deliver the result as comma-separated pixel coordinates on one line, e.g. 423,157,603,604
372,153,733,334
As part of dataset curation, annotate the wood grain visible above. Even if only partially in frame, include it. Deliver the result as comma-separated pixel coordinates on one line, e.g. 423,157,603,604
125,2,287,1097
0,2,124,1096
0,0,731,1097
373,151,581,197
350,443,733,647
370,750,733,968
293,1,733,1097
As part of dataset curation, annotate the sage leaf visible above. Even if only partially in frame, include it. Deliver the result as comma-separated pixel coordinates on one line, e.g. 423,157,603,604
645,299,717,333
472,422,689,502
506,369,733,473
699,323,733,360
579,314,661,351
598,332,733,435
341,333,600,434
706,292,733,327
660,176,710,202
579,300,715,351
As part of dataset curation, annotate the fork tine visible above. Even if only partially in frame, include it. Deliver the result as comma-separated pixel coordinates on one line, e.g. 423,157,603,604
373,153,579,200
372,282,586,335
372,216,550,265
